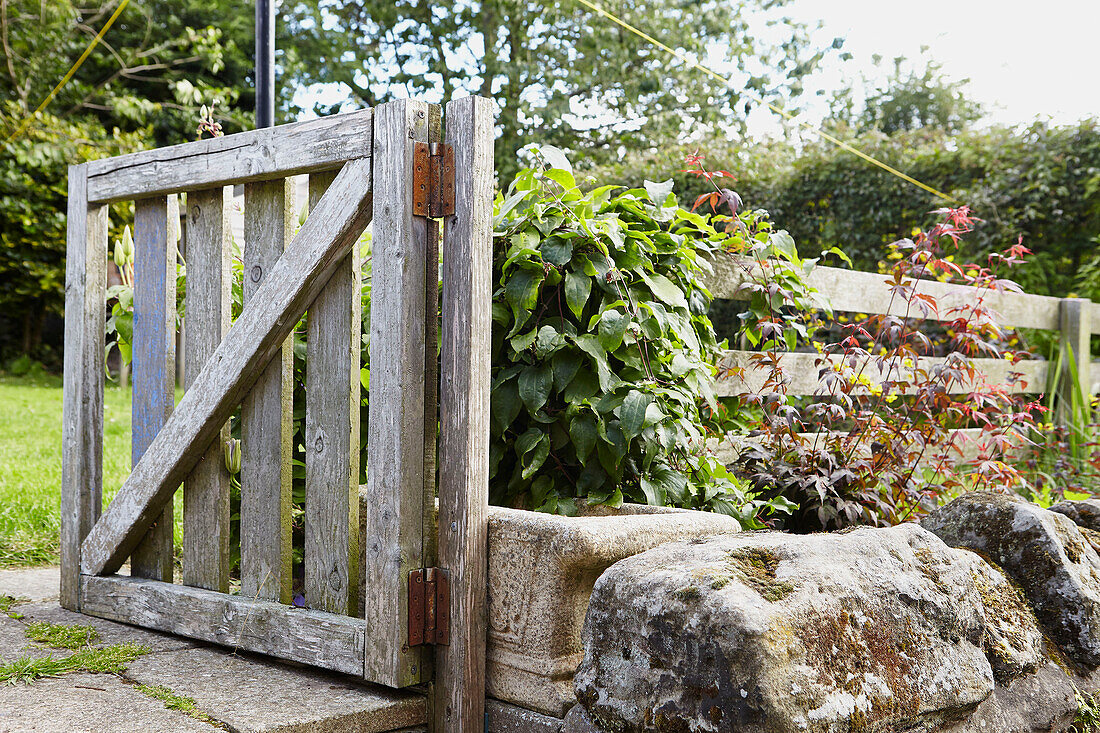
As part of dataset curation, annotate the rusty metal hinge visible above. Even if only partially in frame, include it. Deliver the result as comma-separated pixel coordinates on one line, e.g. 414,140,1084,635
412,142,455,218
408,568,450,646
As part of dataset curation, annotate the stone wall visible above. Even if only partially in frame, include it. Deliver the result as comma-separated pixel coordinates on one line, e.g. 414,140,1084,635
489,495,1100,733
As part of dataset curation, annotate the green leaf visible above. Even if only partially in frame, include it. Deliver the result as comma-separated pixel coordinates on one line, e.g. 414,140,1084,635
564,368,599,402
619,390,652,441
541,235,573,266
515,427,551,479
509,329,537,352
518,362,553,412
641,273,689,310
538,145,572,173
552,350,583,391
505,267,544,312
535,325,565,356
643,179,674,206
598,309,629,352
564,271,591,318
490,378,522,434
569,414,598,464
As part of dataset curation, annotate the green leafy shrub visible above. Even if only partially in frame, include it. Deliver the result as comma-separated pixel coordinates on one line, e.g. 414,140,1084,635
488,148,769,526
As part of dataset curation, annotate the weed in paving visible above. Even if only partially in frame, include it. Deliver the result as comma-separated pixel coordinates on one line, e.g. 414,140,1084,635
24,621,100,649
136,684,227,728
0,642,149,684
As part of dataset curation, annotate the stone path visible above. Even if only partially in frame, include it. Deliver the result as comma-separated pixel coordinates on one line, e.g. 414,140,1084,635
0,567,427,733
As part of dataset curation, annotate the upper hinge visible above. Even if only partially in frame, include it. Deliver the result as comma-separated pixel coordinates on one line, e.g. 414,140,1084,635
412,142,455,218
408,567,450,647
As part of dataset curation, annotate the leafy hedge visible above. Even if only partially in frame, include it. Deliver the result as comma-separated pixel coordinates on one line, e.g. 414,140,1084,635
488,148,767,526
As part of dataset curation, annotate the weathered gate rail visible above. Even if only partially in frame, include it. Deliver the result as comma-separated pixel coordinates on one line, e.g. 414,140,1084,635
62,97,494,731
703,253,1100,462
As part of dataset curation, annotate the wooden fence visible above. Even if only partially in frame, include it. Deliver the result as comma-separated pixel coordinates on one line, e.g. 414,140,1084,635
703,253,1100,462
61,97,494,731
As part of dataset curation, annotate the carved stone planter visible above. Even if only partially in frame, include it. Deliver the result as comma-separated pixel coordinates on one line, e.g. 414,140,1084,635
485,503,742,716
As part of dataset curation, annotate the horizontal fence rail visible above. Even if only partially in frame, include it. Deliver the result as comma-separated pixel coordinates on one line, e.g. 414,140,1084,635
714,350,1052,397
704,254,1100,333
85,108,374,203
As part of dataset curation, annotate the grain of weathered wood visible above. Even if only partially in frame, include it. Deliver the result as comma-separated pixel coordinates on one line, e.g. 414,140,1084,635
364,98,429,688
1058,298,1092,425
80,574,366,676
704,253,1064,331
714,349,1049,397
434,95,495,733
305,168,362,616
240,178,296,603
182,187,233,592
60,164,107,611
85,109,374,203
130,195,179,582
79,157,374,577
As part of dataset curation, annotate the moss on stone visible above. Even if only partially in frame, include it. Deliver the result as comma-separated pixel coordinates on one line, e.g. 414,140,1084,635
675,585,702,602
726,547,794,603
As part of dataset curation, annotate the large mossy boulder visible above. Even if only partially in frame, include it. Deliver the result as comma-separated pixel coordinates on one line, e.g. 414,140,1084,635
923,491,1100,668
573,524,1043,733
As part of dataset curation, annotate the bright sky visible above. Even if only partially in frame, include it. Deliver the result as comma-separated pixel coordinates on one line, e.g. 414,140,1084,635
788,0,1100,129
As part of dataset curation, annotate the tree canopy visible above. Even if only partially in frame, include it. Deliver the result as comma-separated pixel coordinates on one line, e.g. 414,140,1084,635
282,0,842,179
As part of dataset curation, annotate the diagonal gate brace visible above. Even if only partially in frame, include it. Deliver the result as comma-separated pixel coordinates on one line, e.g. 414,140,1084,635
80,157,375,577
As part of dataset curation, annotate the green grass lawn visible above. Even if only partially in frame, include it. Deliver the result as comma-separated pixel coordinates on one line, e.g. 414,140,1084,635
0,373,133,568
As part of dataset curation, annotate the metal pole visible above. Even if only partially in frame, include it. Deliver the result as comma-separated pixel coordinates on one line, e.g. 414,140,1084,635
255,0,274,128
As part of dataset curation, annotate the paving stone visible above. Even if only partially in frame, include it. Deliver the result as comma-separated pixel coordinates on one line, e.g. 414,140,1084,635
0,672,216,732
0,567,59,603
14,603,197,654
487,699,563,732
0,615,37,660
121,644,427,733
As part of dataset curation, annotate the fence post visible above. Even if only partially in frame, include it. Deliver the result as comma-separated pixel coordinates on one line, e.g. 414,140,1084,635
61,164,107,610
436,95,495,733
1058,298,1092,426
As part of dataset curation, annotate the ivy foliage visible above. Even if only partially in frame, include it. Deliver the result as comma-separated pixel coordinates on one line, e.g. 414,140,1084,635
488,147,771,527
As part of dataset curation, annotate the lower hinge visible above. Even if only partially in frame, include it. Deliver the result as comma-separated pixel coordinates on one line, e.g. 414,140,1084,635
408,567,450,646
412,142,455,218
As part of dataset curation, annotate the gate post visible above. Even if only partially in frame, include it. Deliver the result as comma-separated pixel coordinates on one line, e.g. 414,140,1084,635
364,98,432,687
60,164,107,610
436,95,495,732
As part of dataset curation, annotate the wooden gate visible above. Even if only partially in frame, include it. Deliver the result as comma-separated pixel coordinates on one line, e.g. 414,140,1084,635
61,97,493,730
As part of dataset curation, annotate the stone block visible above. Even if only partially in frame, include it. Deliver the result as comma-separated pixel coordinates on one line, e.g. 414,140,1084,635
573,524,1044,732
486,502,741,716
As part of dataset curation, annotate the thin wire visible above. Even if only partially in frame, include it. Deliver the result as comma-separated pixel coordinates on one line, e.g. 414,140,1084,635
573,0,959,203
4,0,131,144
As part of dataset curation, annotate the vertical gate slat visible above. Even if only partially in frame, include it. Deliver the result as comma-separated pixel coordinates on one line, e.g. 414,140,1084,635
61,164,107,610
304,168,363,615
182,187,233,591
240,179,296,603
435,95,495,732
364,98,429,687
130,195,179,581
